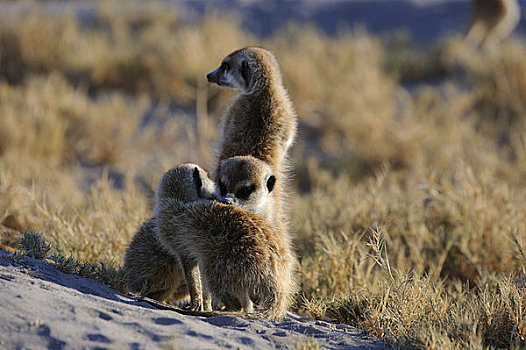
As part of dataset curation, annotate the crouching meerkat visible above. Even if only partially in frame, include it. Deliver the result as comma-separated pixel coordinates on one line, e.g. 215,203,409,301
123,164,216,310
123,217,187,304
207,47,297,229
156,156,296,320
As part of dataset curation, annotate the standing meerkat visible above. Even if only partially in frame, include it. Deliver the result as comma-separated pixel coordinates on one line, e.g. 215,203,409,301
156,156,296,320
207,47,297,172
466,0,521,50
206,47,297,227
123,163,216,310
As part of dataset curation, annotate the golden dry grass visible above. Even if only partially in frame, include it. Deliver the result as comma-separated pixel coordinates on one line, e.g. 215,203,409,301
0,4,524,349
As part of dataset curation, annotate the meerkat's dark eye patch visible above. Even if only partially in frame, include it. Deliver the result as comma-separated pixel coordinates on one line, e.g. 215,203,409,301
266,175,276,193
240,60,251,84
236,184,256,200
218,180,227,197
221,62,229,71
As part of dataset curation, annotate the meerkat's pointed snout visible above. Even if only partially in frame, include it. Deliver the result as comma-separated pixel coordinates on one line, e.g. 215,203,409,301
206,68,220,84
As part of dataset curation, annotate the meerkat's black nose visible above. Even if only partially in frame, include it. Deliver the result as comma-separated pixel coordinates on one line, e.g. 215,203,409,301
206,68,220,83
220,194,235,205
222,198,233,205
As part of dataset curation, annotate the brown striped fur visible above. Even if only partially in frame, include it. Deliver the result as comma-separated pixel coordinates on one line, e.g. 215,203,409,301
124,164,215,310
123,217,188,303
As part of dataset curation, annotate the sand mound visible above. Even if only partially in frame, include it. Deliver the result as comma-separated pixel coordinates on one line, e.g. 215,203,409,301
0,251,388,349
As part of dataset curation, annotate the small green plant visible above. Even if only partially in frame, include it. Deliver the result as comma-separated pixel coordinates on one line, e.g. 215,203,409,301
19,230,52,259
5,250,28,264
50,254,127,292
7,230,128,293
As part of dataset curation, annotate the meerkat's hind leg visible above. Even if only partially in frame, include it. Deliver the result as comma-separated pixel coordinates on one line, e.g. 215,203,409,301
145,289,173,304
178,253,204,311
172,282,190,302
241,293,254,313
220,294,242,311
202,284,213,312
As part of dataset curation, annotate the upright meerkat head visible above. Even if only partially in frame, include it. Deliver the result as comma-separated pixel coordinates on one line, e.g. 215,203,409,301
217,156,276,217
157,164,216,202
206,47,281,93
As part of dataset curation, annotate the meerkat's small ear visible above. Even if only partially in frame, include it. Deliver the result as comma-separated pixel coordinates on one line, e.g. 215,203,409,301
241,60,251,86
192,167,203,191
266,175,276,193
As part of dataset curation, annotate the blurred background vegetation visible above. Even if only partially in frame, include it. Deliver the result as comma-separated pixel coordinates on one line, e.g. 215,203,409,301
0,1,525,348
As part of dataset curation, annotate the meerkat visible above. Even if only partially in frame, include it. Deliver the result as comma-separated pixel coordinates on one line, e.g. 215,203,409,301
156,156,296,320
207,47,297,172
207,47,297,229
466,0,521,50
123,163,216,310
123,217,188,304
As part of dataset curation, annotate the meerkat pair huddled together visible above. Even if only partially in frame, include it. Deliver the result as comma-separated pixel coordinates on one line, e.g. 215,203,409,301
124,47,297,320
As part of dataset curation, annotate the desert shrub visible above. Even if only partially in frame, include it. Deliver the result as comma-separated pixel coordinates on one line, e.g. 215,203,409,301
269,26,420,179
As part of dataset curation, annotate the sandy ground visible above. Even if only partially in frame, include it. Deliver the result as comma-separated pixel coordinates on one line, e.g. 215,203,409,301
0,250,389,350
